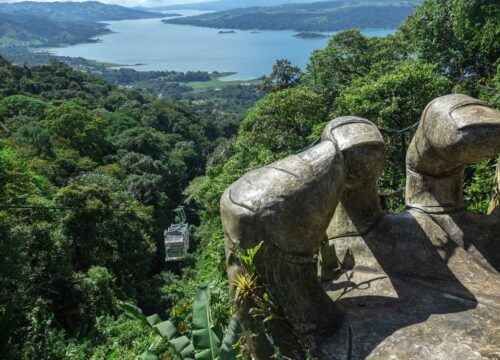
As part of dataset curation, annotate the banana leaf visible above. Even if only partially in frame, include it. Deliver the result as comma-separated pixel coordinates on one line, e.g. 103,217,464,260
139,350,158,360
147,314,161,326
171,335,195,358
118,301,149,327
153,320,180,340
218,313,242,360
147,335,164,353
192,284,223,359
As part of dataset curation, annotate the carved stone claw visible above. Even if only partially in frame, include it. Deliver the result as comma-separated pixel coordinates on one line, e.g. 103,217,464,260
406,94,500,213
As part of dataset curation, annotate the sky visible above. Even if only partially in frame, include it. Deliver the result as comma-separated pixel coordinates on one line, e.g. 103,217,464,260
1,0,209,7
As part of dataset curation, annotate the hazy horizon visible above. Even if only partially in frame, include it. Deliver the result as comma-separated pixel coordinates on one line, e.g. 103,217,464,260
0,0,209,8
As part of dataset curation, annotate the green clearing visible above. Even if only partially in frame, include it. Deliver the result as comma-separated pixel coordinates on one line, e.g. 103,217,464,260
188,72,260,89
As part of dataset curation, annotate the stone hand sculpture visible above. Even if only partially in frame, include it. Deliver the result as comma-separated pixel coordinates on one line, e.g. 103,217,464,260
220,95,500,359
220,139,346,358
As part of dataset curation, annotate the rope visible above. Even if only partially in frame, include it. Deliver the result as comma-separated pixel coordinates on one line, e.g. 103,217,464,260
164,162,202,187
379,187,404,197
295,121,419,156
0,204,149,213
295,136,321,154
377,121,420,134
172,156,204,209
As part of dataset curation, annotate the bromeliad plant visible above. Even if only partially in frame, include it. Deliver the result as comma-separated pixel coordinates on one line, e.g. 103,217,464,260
120,284,242,360
232,242,280,325
232,242,319,359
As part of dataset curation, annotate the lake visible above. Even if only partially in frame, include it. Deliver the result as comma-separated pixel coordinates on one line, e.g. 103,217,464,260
45,10,394,81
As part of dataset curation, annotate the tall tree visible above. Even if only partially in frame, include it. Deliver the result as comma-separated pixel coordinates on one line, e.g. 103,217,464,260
401,0,499,82
257,59,302,94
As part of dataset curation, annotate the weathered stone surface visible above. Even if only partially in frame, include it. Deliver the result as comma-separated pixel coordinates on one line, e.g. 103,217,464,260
406,94,500,213
322,117,386,238
220,95,500,359
324,96,500,359
320,117,386,280
221,140,345,358
325,210,500,360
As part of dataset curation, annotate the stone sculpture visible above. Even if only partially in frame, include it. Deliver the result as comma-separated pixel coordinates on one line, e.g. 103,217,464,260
220,94,500,359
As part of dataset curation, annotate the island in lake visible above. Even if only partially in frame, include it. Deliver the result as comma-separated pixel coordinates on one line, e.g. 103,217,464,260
161,13,182,18
218,30,236,34
294,32,328,39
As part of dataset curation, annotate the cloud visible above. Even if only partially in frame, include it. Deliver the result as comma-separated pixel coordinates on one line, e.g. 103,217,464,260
3,0,209,7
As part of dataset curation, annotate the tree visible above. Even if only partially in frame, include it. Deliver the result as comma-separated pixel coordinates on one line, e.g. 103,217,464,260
0,56,222,359
1,95,50,118
45,99,111,160
55,172,155,290
401,0,499,83
239,88,326,153
304,30,408,103
257,59,302,94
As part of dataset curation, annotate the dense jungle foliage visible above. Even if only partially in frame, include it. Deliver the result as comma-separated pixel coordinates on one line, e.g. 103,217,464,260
0,48,261,122
0,0,498,358
0,57,239,359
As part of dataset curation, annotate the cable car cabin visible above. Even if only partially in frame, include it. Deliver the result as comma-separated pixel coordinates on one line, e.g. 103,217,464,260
164,207,189,262
164,223,189,261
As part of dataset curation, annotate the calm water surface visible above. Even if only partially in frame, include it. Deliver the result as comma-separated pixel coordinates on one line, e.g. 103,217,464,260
45,10,394,80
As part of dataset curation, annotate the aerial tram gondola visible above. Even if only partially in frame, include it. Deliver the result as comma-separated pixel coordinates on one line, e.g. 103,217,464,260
164,206,189,262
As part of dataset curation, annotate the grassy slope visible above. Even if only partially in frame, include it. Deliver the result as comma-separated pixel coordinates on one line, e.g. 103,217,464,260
187,73,260,89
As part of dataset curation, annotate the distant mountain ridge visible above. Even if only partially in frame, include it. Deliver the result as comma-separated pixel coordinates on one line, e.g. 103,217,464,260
0,11,109,47
0,1,163,47
0,1,163,22
155,0,330,11
163,0,421,32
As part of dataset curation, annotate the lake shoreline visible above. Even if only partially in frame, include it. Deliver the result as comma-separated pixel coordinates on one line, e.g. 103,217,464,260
42,10,394,81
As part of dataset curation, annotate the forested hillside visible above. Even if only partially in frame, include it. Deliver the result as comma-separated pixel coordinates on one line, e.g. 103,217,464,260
0,48,261,124
0,0,498,359
156,0,330,11
0,1,162,47
0,1,162,22
0,12,110,47
163,0,420,31
0,58,238,359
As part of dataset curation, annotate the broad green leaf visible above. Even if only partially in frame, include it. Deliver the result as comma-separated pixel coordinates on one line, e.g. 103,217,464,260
153,320,179,340
218,314,242,360
192,327,223,355
194,349,213,360
192,284,222,359
170,336,194,358
180,341,195,358
139,350,158,360
148,335,163,353
106,349,117,360
118,301,148,326
147,314,162,326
